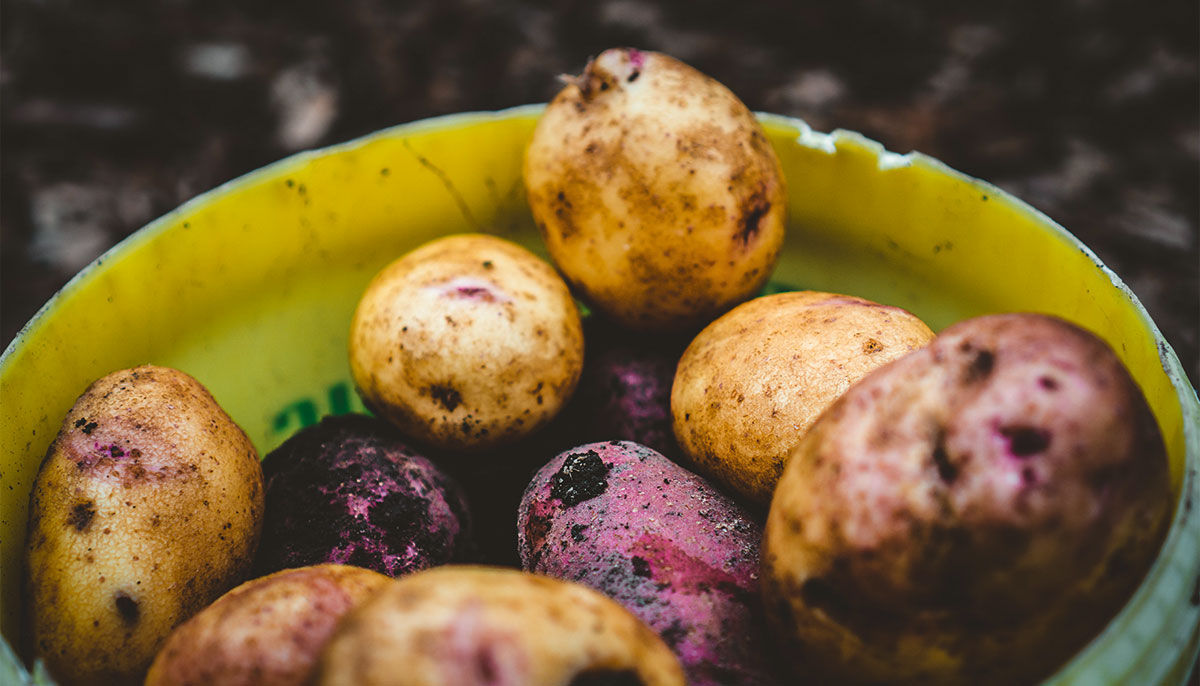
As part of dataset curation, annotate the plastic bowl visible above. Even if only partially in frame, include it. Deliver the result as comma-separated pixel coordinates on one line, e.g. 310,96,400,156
2,106,1197,684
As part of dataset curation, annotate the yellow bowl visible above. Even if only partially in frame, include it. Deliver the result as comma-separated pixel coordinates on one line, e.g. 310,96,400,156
2,106,1197,684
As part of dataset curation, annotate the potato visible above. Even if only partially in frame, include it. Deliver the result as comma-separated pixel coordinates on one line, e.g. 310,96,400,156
314,565,686,686
672,291,934,505
254,414,472,577
562,320,688,457
518,441,780,686
24,365,263,686
761,313,1171,685
524,47,787,331
145,564,388,686
349,233,584,452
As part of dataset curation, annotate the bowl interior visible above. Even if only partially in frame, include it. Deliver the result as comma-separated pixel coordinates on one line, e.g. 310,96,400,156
2,106,1195,682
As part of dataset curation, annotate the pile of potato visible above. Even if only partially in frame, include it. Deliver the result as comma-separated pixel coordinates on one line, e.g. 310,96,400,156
23,48,1170,686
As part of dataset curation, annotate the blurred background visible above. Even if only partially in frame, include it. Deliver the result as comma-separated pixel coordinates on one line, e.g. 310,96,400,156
2,0,1197,385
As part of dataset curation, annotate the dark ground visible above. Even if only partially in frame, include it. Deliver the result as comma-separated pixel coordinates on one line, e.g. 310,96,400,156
2,0,1197,386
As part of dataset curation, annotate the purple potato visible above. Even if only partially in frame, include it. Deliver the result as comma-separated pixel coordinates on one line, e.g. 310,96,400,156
566,321,687,457
518,441,781,686
256,414,471,577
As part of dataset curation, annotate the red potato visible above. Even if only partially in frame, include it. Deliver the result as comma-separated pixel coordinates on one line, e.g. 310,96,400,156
145,565,390,686
762,313,1171,685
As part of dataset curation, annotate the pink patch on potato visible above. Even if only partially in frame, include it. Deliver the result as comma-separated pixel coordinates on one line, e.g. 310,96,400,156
432,276,512,304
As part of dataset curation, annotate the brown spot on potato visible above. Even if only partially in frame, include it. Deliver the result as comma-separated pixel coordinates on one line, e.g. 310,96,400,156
524,512,552,569
553,201,580,240
631,556,652,578
471,644,503,683
735,195,770,248
932,434,958,484
429,385,462,411
659,619,688,648
114,592,140,625
75,417,99,434
551,450,611,506
863,338,884,354
800,576,850,623
67,501,96,531
964,349,995,383
999,425,1051,457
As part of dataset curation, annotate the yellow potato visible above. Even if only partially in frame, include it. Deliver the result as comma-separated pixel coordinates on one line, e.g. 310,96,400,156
672,291,933,505
314,566,686,686
24,365,263,686
349,233,584,453
525,47,787,331
145,564,390,686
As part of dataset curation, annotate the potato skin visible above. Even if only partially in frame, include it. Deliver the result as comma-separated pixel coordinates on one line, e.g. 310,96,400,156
145,564,389,686
255,414,472,577
672,291,934,505
518,441,780,686
761,314,1171,685
24,365,263,686
563,320,688,458
349,233,584,452
314,565,686,686
525,47,787,331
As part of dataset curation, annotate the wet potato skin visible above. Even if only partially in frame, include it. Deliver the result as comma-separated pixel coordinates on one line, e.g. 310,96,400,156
314,565,686,686
761,314,1171,686
349,233,585,453
145,564,390,686
525,48,787,332
24,365,264,686
672,291,934,506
